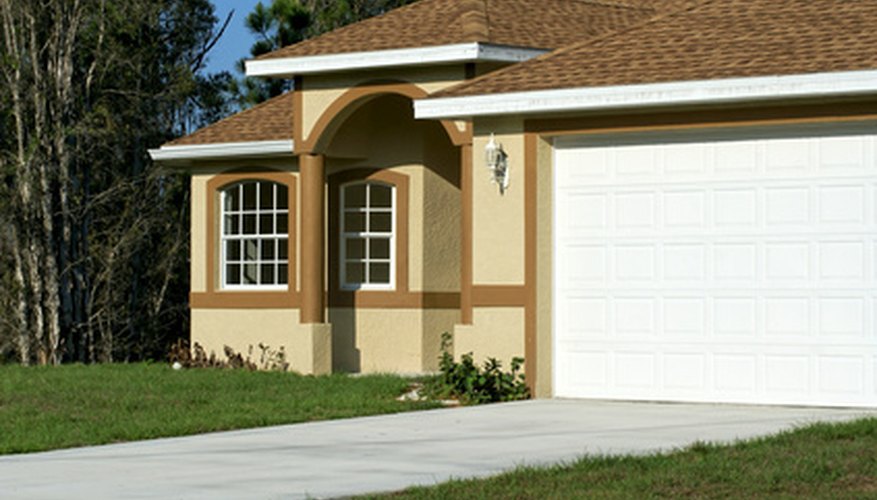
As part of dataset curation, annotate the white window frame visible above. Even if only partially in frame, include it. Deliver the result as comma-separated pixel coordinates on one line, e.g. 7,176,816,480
220,180,289,290
339,181,396,291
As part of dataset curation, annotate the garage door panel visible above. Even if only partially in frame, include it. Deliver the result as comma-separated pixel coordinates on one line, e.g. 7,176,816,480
555,129,877,407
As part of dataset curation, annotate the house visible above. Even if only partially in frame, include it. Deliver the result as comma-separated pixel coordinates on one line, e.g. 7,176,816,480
150,0,877,408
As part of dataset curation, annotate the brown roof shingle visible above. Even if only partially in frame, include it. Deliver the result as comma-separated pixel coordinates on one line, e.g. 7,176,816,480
436,0,877,98
167,91,295,146
258,0,686,60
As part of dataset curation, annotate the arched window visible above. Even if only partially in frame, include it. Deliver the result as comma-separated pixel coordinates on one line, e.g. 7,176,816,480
221,180,289,288
340,181,395,289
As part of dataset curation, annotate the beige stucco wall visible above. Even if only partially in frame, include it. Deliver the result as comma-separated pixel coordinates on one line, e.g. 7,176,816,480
191,308,330,374
471,117,526,285
300,65,468,145
453,307,526,368
189,159,299,294
328,308,457,373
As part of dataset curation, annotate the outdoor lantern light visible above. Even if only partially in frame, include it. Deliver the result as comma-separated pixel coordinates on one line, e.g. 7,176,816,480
484,133,509,194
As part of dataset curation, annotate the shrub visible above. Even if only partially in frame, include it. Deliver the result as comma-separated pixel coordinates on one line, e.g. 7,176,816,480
168,340,289,372
424,332,530,405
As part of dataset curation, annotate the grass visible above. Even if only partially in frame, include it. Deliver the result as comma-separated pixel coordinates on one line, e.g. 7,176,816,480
374,417,877,499
0,363,440,455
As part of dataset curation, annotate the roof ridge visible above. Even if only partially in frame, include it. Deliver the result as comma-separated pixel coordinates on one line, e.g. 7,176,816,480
434,0,710,98
568,0,656,12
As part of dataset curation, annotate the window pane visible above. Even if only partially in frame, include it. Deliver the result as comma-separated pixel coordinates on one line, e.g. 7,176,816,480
276,213,288,234
224,215,239,235
278,239,288,260
344,212,366,232
277,264,288,285
371,184,392,208
259,183,274,209
370,212,392,233
224,189,239,212
345,238,365,259
243,264,258,284
259,214,273,234
369,238,390,259
276,185,288,209
261,239,276,260
345,262,365,284
260,264,275,284
243,214,257,234
243,183,257,210
344,184,366,209
226,240,241,261
226,264,241,285
244,239,258,261
370,263,390,284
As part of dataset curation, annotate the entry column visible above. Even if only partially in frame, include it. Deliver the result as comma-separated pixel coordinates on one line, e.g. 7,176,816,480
300,153,325,324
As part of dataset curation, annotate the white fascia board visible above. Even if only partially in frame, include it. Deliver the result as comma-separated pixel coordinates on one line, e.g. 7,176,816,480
415,70,877,119
148,140,295,162
245,43,546,77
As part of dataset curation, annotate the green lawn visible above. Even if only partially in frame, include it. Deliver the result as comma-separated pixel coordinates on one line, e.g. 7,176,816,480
0,363,439,454
376,417,877,499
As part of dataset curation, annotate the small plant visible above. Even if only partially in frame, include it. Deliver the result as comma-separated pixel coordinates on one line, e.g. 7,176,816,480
167,340,288,372
423,332,530,405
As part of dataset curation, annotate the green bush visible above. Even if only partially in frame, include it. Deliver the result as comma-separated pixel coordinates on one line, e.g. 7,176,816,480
424,332,530,405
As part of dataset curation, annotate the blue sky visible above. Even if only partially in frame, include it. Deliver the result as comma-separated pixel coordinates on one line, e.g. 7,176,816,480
204,0,264,75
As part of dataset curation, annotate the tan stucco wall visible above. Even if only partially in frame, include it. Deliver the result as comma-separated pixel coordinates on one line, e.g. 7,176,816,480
472,117,526,285
326,94,460,293
328,308,456,373
535,135,555,398
191,308,330,374
453,307,526,368
189,159,299,293
300,65,467,145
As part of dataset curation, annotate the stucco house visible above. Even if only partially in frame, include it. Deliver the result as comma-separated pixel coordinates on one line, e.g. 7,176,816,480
150,0,877,407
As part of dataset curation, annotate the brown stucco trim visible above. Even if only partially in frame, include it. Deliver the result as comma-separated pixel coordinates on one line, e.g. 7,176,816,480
203,170,298,309
460,144,474,324
300,153,326,324
524,100,877,136
471,286,526,307
298,81,471,154
524,132,538,394
328,168,412,307
293,76,304,147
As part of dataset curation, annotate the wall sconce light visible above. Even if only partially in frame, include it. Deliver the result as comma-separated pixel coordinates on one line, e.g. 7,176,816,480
485,133,509,195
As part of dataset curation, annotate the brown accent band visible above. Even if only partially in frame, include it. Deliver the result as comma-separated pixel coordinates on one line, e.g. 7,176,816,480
298,80,471,153
471,286,527,307
328,168,414,308
190,291,300,309
525,100,877,136
300,153,325,324
203,171,298,309
329,292,459,309
524,132,539,395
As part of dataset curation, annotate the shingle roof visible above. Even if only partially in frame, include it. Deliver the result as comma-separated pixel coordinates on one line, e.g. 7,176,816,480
258,0,686,60
436,0,877,98
167,91,295,146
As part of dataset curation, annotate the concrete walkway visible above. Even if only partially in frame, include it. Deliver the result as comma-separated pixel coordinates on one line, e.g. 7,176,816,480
0,400,873,499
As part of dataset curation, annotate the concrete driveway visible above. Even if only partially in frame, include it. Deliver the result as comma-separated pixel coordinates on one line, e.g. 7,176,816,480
0,400,873,499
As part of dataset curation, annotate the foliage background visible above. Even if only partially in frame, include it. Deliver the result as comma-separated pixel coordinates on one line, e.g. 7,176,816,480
0,0,411,365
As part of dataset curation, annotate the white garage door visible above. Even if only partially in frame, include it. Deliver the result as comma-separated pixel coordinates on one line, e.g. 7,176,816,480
554,125,877,407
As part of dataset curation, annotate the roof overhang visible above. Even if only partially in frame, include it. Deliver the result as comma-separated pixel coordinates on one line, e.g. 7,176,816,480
148,140,295,166
245,43,547,77
415,70,877,119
